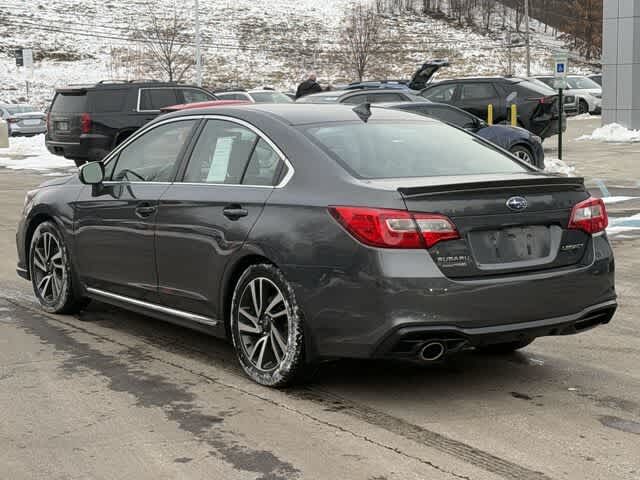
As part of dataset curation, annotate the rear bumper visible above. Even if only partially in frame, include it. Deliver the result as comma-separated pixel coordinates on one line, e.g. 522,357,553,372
288,234,615,360
10,124,47,136
373,301,616,358
46,134,111,161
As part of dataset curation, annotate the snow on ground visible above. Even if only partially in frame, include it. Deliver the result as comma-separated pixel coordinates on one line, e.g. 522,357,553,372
544,157,576,176
0,136,76,171
607,213,640,236
577,123,640,143
569,113,595,121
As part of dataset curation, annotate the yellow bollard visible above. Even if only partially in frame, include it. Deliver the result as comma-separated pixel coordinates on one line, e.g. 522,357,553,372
487,104,493,125
510,104,518,126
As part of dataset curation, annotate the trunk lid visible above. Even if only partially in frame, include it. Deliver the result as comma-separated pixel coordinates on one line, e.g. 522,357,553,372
408,59,450,91
392,174,591,278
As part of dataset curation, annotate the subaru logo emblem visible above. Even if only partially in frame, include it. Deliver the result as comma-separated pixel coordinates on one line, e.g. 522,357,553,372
506,196,528,211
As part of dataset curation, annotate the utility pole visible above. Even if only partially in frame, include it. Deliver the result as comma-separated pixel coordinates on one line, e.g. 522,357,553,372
524,0,530,76
195,0,202,86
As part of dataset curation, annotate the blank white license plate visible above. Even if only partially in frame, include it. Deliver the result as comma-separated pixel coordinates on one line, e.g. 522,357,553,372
56,121,69,131
23,119,41,125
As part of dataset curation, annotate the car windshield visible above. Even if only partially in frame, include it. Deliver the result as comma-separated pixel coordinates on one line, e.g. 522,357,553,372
6,105,37,114
250,91,293,103
566,77,601,89
302,121,528,179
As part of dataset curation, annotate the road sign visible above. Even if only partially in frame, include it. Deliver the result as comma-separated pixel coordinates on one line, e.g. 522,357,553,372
553,52,568,90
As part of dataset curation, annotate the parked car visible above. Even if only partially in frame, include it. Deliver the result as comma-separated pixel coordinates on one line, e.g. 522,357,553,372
215,89,293,104
0,104,47,136
531,75,601,115
344,59,450,92
380,101,544,168
45,80,216,166
160,99,250,113
588,74,602,86
296,88,421,104
17,103,616,387
420,77,566,140
526,78,578,115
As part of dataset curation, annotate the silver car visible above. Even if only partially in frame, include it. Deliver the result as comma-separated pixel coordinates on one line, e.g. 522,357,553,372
0,104,47,136
530,76,601,115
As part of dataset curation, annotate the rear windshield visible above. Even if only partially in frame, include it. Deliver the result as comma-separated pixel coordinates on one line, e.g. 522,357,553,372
302,121,528,179
250,91,293,103
51,93,87,113
566,76,600,89
511,80,555,95
87,89,128,112
6,105,37,114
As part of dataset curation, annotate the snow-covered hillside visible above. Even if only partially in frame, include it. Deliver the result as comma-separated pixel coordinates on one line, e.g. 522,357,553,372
0,0,589,108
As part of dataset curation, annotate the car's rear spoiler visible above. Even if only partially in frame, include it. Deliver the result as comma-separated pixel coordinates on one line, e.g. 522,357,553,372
398,176,585,197
56,87,89,94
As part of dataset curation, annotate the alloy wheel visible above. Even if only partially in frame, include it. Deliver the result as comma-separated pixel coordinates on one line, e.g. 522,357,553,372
31,231,66,303
513,149,532,164
236,277,290,372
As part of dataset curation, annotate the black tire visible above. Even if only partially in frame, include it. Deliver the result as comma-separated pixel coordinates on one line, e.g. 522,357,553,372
29,221,88,314
230,263,306,387
578,99,589,115
510,145,535,166
477,339,534,354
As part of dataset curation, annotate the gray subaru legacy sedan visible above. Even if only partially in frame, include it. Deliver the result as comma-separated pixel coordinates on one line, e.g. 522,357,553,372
16,104,616,387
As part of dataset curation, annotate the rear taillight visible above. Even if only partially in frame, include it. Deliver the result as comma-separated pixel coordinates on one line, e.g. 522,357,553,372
568,197,608,234
329,206,459,249
46,112,51,131
528,96,555,104
80,112,91,134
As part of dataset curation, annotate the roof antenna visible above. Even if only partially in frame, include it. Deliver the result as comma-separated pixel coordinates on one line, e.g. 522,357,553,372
352,103,372,123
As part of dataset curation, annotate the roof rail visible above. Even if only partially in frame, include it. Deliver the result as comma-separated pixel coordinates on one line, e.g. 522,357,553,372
97,79,130,84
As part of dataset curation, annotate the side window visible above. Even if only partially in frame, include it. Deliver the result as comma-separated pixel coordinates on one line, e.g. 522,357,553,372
109,120,196,182
242,139,282,186
341,94,368,105
366,92,405,103
421,84,457,103
182,120,258,184
180,88,214,104
88,89,128,112
460,83,497,101
139,88,179,111
217,93,247,101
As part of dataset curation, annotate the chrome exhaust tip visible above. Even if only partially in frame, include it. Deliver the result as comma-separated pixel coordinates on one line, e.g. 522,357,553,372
419,342,446,362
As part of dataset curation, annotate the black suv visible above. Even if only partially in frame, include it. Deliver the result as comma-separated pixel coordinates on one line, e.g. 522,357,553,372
420,77,565,140
46,80,216,165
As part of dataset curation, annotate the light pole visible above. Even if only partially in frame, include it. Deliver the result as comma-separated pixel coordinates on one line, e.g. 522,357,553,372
195,0,202,86
524,0,530,77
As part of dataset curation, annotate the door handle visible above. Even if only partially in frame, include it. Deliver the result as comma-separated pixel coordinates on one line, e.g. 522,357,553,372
223,205,248,220
135,203,157,218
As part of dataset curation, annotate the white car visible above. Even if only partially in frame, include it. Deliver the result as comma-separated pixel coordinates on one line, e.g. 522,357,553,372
531,75,602,115
0,104,47,136
214,89,293,104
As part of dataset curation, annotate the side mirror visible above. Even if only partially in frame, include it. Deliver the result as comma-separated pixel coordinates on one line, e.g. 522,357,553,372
79,161,104,185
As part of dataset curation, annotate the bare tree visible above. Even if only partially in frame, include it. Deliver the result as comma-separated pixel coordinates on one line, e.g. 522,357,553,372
130,6,194,82
340,4,382,82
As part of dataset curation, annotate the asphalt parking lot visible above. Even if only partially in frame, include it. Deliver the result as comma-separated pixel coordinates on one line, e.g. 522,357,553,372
0,118,639,480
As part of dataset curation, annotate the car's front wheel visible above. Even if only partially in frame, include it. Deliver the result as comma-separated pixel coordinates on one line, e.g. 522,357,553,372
29,221,88,314
578,99,589,115
230,264,306,387
510,145,534,166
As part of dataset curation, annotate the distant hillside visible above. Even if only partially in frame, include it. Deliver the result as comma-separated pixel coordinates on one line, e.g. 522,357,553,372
0,0,590,108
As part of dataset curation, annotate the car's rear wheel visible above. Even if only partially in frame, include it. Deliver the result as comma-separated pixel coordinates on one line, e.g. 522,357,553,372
477,339,534,354
510,145,534,165
578,99,589,115
230,264,305,387
29,221,88,314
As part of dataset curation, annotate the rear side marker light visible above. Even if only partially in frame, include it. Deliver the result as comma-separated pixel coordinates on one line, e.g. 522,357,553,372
568,197,608,234
329,206,459,249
